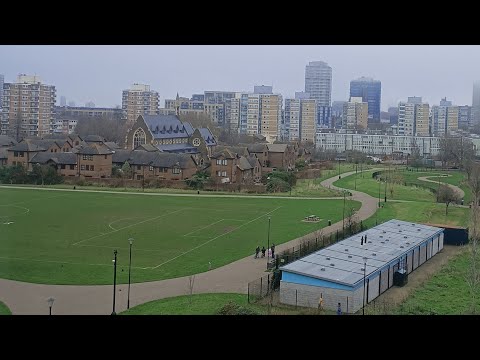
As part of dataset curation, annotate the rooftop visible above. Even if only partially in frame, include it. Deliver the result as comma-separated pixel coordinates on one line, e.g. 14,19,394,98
280,219,443,287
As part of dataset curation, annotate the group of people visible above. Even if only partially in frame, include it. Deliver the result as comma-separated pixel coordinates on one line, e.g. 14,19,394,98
254,243,275,259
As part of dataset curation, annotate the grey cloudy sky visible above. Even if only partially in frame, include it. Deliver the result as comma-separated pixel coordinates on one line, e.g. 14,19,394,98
1,45,479,110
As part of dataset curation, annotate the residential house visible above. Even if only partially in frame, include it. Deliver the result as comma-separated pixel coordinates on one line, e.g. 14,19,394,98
266,144,296,170
245,144,269,167
72,142,113,178
236,155,262,184
209,148,238,184
29,152,78,177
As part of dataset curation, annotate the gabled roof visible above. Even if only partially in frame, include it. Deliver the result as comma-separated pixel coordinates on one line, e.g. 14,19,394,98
0,135,17,147
112,150,196,169
8,142,46,152
84,135,106,143
198,128,217,146
183,122,195,136
156,143,198,153
0,148,7,159
211,148,236,159
73,142,113,155
142,115,190,140
237,156,253,171
29,152,77,165
267,144,288,153
246,143,268,153
247,155,259,168
104,142,121,150
215,145,249,157
134,144,159,152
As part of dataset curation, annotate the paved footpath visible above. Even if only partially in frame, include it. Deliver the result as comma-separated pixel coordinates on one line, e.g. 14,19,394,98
0,169,379,315
417,175,465,199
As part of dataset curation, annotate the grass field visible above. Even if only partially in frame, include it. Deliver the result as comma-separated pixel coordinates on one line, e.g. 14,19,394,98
395,248,480,315
363,201,469,229
0,301,11,315
0,186,359,285
334,170,436,202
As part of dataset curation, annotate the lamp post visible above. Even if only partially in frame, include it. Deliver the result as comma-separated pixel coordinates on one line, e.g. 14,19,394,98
342,190,346,232
47,297,55,315
355,163,357,190
127,238,134,310
362,257,367,315
112,249,118,315
266,216,271,269
378,179,381,208
384,175,387,203
338,158,341,179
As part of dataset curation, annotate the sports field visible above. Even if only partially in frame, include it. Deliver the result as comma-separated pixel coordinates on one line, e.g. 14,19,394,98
0,187,359,285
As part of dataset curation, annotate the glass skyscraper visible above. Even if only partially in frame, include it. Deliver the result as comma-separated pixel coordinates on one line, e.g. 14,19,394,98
349,77,381,123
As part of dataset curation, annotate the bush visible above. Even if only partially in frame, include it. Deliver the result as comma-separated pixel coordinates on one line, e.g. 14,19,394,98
266,177,290,193
216,301,259,315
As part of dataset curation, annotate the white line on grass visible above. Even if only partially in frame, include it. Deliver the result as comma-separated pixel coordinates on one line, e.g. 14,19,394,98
149,206,282,270
71,208,185,246
108,217,137,231
182,219,225,237
0,256,148,269
0,205,30,218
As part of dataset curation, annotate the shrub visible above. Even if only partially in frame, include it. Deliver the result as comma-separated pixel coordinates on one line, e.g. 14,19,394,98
216,301,259,315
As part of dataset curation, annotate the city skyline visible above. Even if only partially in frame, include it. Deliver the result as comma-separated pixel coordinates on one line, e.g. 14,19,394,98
1,45,480,110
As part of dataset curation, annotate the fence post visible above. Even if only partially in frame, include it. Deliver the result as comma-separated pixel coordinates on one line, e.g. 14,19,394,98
316,238,318,249
347,297,349,314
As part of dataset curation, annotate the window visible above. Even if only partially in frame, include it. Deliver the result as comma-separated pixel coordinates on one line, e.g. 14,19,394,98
222,171,227,176
60,164,66,169
14,152,18,157
163,168,168,173
105,155,108,159
173,168,181,174
149,166,154,171
90,165,94,171
83,154,88,160
80,165,85,170
137,165,141,170
19,152,24,158
69,165,74,170
133,128,146,149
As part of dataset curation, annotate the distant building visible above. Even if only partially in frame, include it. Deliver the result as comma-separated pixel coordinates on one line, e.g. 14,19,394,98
68,101,76,107
388,107,399,124
458,105,471,129
295,91,310,100
164,94,205,118
203,91,236,127
472,81,480,127
397,97,429,136
0,74,4,109
55,106,123,120
431,98,458,136
305,61,332,107
1,74,56,139
284,98,316,143
254,85,273,94
85,101,95,108
122,83,159,125
60,96,66,107
342,97,368,130
317,106,332,128
349,77,381,123
315,131,442,157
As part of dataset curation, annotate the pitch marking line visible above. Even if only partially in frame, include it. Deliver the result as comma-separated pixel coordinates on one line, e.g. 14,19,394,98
72,208,185,246
183,219,225,237
0,256,148,269
149,206,282,270
108,217,137,231
0,205,30,218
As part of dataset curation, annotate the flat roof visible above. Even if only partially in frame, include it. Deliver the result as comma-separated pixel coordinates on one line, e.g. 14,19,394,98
280,219,443,287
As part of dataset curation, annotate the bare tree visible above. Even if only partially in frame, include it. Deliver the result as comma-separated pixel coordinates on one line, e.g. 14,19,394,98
466,204,480,314
437,184,460,216
469,164,480,206
74,116,128,146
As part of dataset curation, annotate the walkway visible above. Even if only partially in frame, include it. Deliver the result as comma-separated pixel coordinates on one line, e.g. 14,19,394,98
417,175,465,199
0,169,379,315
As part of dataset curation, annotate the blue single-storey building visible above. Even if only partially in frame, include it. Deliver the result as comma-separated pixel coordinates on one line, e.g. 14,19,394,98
279,219,444,313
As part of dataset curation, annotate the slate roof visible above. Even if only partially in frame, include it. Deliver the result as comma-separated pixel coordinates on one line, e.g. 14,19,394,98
0,135,17,147
134,144,159,152
8,142,46,152
237,156,253,171
0,148,7,159
84,135,106,143
215,145,249,157
183,122,195,136
73,142,113,155
246,144,268,153
211,148,236,159
112,150,195,169
198,128,217,146
267,144,289,153
156,143,198,153
104,142,121,150
143,115,191,140
29,152,77,165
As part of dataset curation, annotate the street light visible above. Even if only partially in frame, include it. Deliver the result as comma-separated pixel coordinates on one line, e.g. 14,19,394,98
112,249,118,315
127,238,134,310
378,179,381,208
267,216,271,267
47,297,55,315
342,190,346,232
338,158,341,179
384,174,387,203
362,257,367,315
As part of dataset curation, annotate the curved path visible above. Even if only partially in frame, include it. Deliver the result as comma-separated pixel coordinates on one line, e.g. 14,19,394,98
417,175,465,199
0,169,379,315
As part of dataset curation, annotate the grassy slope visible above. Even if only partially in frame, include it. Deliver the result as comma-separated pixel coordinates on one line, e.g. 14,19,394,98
0,187,359,285
0,301,11,315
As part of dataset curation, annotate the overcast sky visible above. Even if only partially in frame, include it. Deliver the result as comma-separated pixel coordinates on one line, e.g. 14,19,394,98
1,45,479,110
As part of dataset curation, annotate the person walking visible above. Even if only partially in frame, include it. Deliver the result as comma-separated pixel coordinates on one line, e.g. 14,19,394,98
337,302,342,315
254,246,260,259
271,243,275,259
261,246,266,258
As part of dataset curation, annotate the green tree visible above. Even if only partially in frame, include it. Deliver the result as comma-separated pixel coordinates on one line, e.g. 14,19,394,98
185,170,210,190
121,161,132,180
437,184,460,216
